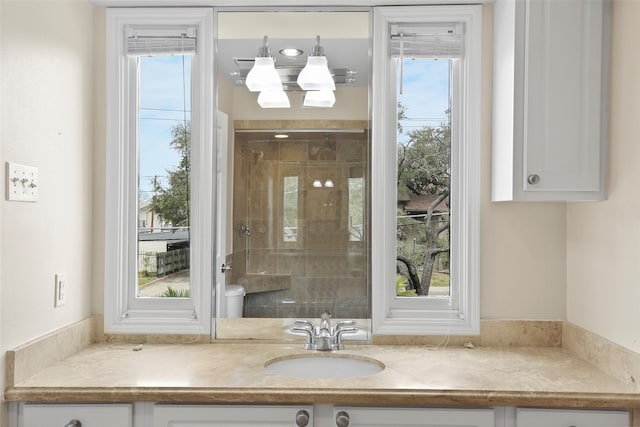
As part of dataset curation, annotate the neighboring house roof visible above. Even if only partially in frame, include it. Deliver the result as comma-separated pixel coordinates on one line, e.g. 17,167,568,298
403,193,449,215
138,230,190,242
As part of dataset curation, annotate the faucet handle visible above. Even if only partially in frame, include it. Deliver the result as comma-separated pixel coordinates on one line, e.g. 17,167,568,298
335,326,358,350
294,319,315,330
291,326,315,350
335,320,357,331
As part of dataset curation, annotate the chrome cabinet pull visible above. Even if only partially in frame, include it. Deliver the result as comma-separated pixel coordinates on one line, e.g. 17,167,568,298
336,411,350,427
527,174,540,185
296,409,310,427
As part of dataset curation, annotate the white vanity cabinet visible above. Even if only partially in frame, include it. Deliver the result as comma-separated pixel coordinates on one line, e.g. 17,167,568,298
332,407,495,427
10,403,633,427
152,404,314,427
515,408,630,427
18,404,132,427
492,0,610,202
153,405,495,427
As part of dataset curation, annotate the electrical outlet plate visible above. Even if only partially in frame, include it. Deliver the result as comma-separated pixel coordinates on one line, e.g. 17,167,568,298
6,162,38,202
55,273,66,307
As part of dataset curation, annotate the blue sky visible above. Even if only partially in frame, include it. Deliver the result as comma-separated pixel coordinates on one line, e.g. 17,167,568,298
397,59,450,142
138,55,192,199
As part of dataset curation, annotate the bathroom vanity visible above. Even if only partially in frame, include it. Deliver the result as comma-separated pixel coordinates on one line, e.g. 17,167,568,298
5,341,639,427
17,403,631,427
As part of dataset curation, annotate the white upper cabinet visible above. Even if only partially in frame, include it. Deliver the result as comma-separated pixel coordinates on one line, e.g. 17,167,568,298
492,0,610,201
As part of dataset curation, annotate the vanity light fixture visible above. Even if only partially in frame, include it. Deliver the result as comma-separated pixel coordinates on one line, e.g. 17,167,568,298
303,89,336,108
312,179,323,188
257,90,290,108
297,36,336,91
274,134,289,139
245,36,283,92
279,47,303,57
324,179,334,188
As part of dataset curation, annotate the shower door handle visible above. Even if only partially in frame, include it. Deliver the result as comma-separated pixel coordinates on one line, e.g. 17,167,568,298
221,264,232,274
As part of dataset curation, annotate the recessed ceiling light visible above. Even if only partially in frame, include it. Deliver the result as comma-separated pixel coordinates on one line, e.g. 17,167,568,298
274,134,289,139
279,48,303,57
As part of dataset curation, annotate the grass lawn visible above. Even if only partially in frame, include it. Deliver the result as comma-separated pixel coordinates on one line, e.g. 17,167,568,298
431,271,450,287
138,275,156,287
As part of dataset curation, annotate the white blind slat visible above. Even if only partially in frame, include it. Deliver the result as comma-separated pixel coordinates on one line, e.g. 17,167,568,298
126,27,197,57
390,23,464,59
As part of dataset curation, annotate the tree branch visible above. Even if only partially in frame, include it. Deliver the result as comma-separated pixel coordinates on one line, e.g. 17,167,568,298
427,190,449,216
428,247,450,256
437,221,450,236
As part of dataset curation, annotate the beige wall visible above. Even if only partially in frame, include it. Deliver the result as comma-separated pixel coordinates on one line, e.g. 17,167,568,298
567,0,640,353
0,0,97,423
480,4,567,320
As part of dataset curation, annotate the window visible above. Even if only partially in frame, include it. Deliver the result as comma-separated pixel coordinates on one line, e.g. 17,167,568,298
105,9,214,333
349,177,365,241
372,6,481,335
283,176,299,242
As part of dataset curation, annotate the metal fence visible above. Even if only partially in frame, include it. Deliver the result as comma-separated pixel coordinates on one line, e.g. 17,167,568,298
156,248,190,276
138,248,190,276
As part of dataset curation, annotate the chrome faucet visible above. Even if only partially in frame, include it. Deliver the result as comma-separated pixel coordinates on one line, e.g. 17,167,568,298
291,312,358,351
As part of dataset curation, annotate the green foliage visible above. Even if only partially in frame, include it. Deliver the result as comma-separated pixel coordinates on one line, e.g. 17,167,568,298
149,122,191,227
398,122,451,196
396,275,416,297
161,286,191,298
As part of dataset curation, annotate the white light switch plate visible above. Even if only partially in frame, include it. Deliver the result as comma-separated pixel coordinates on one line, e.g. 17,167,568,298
54,273,66,307
6,162,38,202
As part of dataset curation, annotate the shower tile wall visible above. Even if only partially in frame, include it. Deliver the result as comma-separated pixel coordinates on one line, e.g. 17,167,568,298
233,131,368,319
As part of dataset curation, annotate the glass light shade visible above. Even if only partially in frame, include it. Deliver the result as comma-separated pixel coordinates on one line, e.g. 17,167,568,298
312,179,323,188
297,56,336,91
245,57,283,92
257,90,290,108
303,89,336,108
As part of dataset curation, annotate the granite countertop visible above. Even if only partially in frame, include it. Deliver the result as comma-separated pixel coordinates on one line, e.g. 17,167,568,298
4,342,640,408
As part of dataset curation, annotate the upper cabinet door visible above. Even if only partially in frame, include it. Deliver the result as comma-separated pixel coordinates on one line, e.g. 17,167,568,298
492,0,610,202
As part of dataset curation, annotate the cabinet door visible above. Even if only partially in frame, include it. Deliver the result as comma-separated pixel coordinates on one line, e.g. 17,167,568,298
21,404,132,427
516,408,629,427
491,0,609,201
333,407,494,427
523,0,606,195
153,405,313,427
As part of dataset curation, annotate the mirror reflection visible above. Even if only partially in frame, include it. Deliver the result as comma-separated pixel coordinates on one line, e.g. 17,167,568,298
215,10,371,340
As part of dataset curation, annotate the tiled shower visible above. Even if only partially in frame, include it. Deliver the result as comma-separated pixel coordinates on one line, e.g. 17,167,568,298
231,126,369,318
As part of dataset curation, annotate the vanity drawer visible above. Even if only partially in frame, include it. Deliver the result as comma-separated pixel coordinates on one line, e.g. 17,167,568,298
516,408,630,427
20,404,132,427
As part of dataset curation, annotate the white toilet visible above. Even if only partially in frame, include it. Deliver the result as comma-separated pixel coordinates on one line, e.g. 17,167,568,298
225,284,245,318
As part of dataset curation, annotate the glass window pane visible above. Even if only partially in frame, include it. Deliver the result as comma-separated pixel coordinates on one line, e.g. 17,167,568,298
137,55,192,299
396,58,451,298
283,176,298,242
349,177,364,241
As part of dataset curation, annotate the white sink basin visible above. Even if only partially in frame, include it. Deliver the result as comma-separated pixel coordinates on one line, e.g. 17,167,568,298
264,354,384,379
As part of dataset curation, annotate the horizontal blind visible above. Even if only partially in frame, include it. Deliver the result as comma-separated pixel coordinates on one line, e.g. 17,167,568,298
126,26,197,57
390,23,464,59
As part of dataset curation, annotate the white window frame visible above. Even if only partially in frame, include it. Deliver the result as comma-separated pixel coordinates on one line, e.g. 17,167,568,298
371,5,482,335
105,8,214,334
